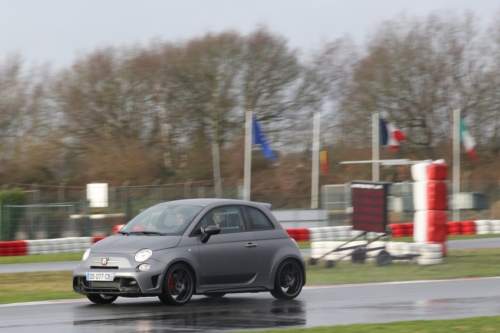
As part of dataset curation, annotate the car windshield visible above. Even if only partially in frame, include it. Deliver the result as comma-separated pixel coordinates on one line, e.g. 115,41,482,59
120,204,203,235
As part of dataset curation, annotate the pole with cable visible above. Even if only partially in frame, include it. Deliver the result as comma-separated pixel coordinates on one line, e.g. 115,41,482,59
372,112,380,181
453,109,460,221
243,110,252,201
311,111,320,209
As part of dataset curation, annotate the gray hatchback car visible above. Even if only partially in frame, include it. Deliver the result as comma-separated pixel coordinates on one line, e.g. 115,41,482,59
73,199,306,306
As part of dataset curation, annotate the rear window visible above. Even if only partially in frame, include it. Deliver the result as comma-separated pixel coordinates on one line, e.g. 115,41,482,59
247,207,274,230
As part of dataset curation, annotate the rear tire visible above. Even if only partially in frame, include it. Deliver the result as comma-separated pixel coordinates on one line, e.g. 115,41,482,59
158,264,194,306
270,259,303,300
86,294,118,304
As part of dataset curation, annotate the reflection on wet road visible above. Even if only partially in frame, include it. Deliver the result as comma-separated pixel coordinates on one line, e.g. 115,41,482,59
1,277,500,332
73,297,305,332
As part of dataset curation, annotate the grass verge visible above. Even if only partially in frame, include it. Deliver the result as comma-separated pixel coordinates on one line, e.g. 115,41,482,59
296,233,500,248
239,316,500,333
0,271,85,304
1,248,500,304
0,253,83,265
306,248,500,285
297,241,311,249
390,233,500,243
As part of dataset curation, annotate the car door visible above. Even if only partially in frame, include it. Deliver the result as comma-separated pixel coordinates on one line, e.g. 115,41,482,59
197,206,259,285
242,205,283,274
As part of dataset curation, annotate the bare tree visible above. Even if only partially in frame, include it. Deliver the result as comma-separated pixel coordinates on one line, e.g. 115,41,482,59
339,12,488,160
0,54,29,159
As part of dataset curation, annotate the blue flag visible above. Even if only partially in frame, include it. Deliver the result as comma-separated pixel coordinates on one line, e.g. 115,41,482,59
379,118,389,146
252,116,276,162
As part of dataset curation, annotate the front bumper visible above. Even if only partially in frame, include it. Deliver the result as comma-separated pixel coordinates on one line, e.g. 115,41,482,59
73,255,166,296
73,276,148,295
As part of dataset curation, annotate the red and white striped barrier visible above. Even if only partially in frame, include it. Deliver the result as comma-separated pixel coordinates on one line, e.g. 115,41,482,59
412,160,448,255
0,236,107,257
0,220,498,257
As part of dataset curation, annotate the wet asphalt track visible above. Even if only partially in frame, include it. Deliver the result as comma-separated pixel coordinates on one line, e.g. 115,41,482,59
0,237,499,332
1,277,500,332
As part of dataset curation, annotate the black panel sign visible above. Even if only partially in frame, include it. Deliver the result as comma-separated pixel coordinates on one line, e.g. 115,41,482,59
351,181,391,233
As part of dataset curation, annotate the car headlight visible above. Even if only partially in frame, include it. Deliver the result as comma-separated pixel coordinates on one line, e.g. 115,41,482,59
135,249,153,262
82,248,91,261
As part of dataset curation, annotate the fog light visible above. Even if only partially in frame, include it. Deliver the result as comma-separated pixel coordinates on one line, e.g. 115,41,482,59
138,264,151,272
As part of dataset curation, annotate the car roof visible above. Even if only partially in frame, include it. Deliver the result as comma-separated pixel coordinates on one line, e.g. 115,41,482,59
155,198,271,209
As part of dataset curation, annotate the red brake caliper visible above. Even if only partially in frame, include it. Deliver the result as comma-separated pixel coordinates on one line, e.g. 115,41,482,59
169,276,175,292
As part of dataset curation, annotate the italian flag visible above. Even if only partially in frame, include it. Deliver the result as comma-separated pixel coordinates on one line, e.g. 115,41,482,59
460,118,477,161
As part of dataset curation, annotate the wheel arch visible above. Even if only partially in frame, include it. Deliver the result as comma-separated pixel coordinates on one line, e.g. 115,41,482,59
269,255,306,287
161,259,198,293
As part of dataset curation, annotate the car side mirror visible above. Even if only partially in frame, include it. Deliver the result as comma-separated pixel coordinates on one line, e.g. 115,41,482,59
200,225,220,243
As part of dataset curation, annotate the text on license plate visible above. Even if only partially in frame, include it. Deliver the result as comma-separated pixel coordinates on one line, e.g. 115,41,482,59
86,272,115,281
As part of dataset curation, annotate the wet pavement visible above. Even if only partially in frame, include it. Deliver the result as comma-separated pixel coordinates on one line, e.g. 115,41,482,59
1,277,500,332
0,261,79,273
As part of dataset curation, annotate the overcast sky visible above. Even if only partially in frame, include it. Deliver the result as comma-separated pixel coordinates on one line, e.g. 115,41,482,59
1,0,499,69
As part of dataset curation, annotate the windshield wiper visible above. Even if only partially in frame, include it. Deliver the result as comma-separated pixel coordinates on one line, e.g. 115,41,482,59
117,231,129,235
130,230,166,235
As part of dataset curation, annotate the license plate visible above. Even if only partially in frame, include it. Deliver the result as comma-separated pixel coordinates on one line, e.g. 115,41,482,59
86,272,115,281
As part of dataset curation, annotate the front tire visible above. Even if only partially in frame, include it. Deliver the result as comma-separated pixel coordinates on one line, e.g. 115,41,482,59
270,259,303,300
86,294,118,304
158,264,194,306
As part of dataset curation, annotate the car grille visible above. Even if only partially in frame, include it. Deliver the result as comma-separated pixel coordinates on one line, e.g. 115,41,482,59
90,266,119,269
89,281,120,288
74,277,141,294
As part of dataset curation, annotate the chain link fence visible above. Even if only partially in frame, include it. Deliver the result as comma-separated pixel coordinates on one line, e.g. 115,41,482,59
1,180,499,241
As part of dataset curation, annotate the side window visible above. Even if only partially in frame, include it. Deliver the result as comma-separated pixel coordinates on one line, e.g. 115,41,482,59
247,207,274,230
196,206,246,234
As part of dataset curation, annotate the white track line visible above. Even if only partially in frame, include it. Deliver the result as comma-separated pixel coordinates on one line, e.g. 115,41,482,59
303,275,500,289
2,276,500,308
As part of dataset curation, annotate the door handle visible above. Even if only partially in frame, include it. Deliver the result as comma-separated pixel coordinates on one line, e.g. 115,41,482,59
245,243,258,248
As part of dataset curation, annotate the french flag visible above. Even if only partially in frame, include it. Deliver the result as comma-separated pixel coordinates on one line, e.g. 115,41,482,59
380,118,407,152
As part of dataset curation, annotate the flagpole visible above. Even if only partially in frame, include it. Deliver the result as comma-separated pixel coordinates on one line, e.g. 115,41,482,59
243,110,252,201
372,113,380,181
212,117,222,198
212,141,222,198
311,111,320,209
453,108,460,221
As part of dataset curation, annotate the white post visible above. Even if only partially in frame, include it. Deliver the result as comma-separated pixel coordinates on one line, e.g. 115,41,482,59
243,110,253,201
372,113,380,181
311,111,320,209
212,141,222,198
453,108,460,221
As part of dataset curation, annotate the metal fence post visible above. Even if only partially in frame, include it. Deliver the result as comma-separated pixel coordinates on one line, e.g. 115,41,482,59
85,200,92,237
6,184,11,241
126,195,132,223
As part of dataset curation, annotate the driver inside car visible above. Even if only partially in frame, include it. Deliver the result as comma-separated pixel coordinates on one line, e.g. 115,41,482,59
152,208,190,232
212,212,228,228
